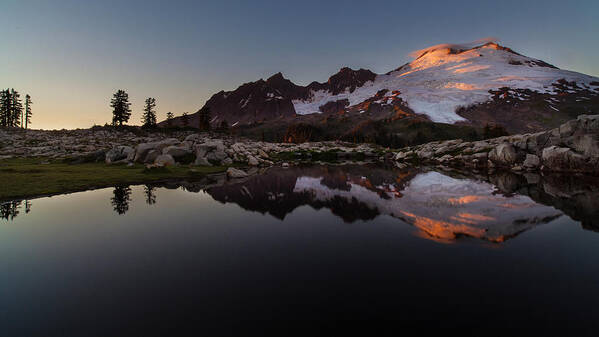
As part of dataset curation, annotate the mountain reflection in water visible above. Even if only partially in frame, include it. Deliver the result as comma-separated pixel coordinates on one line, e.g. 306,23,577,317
5,164,597,243
205,165,597,243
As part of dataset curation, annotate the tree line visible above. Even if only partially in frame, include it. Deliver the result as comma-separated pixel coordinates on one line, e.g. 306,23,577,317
110,89,213,131
0,89,32,129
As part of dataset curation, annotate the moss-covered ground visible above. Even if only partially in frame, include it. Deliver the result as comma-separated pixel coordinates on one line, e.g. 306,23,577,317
0,158,227,201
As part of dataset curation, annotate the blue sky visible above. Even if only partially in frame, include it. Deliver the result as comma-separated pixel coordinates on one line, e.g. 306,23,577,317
2,0,598,129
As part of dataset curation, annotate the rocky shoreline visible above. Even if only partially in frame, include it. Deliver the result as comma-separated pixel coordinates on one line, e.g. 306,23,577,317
393,114,599,174
0,128,384,177
2,114,598,176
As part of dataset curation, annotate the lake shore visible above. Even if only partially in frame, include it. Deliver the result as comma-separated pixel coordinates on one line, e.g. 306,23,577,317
2,114,598,201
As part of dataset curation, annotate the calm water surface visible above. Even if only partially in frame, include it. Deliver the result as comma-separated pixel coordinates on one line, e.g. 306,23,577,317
1,164,599,336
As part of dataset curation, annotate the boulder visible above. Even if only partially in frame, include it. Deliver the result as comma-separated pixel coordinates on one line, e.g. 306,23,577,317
184,134,203,143
105,146,134,164
194,140,225,160
194,157,212,166
154,154,175,167
226,167,248,179
523,154,540,169
541,146,592,172
163,145,192,158
206,150,228,162
134,138,179,163
571,134,599,157
257,149,269,158
488,143,518,166
144,149,161,164
247,155,259,166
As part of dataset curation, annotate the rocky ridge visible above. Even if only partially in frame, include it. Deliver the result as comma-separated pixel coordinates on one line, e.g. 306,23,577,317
393,114,599,174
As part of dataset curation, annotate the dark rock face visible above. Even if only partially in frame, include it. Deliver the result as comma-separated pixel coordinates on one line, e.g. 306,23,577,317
317,67,376,95
159,68,377,128
318,99,349,114
456,84,599,134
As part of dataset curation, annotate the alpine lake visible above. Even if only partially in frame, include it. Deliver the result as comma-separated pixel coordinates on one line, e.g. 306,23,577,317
2,163,599,336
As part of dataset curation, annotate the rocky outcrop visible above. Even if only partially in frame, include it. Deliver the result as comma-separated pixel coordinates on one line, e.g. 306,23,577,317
393,115,599,174
0,128,383,169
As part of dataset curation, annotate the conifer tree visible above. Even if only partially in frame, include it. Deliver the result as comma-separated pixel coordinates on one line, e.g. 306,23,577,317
0,89,22,128
142,97,157,127
0,89,9,127
24,95,32,129
10,89,22,128
166,111,174,127
110,90,131,126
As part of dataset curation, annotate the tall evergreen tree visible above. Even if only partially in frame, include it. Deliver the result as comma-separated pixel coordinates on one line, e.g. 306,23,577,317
10,89,22,128
0,89,22,128
0,89,9,127
24,94,32,129
166,111,174,127
198,106,211,131
110,90,131,126
142,97,157,127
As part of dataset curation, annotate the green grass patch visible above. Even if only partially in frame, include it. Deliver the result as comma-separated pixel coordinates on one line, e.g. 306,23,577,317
0,158,227,201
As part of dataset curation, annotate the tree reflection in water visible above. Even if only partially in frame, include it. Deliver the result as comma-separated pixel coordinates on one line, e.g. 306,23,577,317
0,199,31,221
144,185,157,205
111,185,132,215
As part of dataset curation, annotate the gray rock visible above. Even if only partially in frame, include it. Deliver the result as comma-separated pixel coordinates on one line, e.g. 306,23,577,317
257,149,269,158
144,149,160,164
105,146,134,164
134,139,179,163
163,145,192,158
154,154,175,167
184,134,202,143
572,134,599,157
488,143,518,166
247,155,259,166
194,157,212,166
523,154,540,168
134,143,157,163
541,146,591,172
226,167,248,179
206,150,228,162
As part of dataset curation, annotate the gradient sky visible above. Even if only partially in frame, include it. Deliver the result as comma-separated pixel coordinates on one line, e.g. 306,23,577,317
2,0,598,129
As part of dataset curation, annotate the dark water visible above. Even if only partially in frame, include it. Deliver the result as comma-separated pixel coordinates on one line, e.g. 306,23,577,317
2,164,599,336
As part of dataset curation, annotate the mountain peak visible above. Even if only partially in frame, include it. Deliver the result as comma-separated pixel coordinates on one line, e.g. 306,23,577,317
267,72,286,83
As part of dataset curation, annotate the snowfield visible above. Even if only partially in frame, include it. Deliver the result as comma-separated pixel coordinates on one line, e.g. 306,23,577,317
293,171,561,241
292,43,599,123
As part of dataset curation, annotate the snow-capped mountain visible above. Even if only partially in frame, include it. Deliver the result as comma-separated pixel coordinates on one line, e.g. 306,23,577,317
162,40,599,134
293,41,598,123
